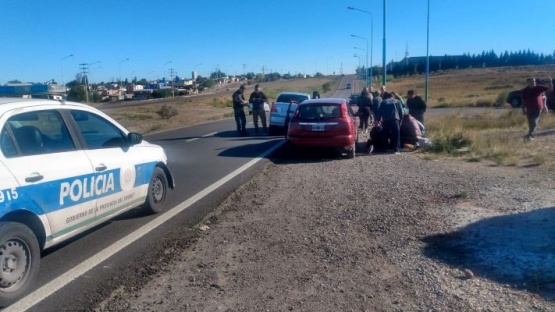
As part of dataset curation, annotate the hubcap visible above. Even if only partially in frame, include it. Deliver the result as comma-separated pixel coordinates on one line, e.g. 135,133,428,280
152,177,165,204
0,238,30,290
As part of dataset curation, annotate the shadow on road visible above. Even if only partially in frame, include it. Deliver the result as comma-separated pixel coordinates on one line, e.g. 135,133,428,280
422,206,555,299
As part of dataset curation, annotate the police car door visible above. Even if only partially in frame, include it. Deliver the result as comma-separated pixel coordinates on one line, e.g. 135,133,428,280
69,110,142,221
0,109,97,246
0,160,20,216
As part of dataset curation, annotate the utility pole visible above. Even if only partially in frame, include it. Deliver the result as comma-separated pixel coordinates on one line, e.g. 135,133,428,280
79,63,90,103
170,68,176,98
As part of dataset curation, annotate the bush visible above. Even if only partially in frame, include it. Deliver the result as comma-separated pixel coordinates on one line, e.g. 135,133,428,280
156,105,178,119
322,82,331,93
496,91,508,106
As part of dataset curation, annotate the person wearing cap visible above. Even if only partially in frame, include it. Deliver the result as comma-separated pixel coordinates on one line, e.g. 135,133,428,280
521,77,553,141
232,84,248,136
249,84,269,135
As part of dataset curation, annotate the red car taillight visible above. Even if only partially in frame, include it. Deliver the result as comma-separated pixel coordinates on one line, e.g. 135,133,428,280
271,102,277,112
341,104,348,118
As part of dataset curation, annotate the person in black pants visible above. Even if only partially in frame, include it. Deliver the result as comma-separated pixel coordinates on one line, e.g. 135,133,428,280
377,92,404,154
232,85,248,136
406,89,427,124
357,87,373,133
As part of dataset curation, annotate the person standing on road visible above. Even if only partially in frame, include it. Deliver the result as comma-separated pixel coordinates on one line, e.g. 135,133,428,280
249,84,269,135
357,87,373,132
377,92,404,154
232,85,248,136
521,77,553,141
406,90,427,124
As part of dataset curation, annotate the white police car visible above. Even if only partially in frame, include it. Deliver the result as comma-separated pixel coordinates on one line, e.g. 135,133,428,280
0,94,174,307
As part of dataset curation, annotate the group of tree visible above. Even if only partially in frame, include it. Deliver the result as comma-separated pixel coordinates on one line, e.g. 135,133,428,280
356,49,555,79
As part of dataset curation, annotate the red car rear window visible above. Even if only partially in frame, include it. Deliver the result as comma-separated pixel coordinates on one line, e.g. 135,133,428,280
298,104,342,120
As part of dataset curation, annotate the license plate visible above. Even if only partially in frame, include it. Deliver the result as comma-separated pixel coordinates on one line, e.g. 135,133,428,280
312,124,325,131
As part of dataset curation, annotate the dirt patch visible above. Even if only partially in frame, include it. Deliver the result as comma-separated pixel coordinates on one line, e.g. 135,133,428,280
93,147,555,311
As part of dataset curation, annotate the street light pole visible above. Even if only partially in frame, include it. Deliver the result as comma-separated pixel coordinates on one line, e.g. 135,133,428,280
425,0,430,102
383,0,387,86
60,54,74,95
347,7,373,88
194,63,202,80
163,61,172,85
353,54,363,93
119,58,129,99
119,58,129,85
351,35,368,87
353,46,367,85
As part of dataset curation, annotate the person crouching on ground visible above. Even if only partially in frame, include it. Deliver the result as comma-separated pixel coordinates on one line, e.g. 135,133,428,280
377,92,404,154
521,77,553,141
400,112,423,151
232,85,248,136
249,84,269,135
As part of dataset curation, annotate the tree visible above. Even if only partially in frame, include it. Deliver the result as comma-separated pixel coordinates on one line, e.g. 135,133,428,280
67,85,87,102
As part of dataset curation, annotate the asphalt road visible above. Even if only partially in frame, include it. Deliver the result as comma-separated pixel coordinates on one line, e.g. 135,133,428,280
3,75,359,312
6,120,284,312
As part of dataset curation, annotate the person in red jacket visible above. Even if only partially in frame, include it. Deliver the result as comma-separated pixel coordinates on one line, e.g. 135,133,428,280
521,77,553,141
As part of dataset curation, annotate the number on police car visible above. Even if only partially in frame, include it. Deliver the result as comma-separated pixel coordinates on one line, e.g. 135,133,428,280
0,189,18,202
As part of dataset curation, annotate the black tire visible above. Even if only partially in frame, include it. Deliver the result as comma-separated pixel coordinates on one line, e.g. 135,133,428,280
0,222,40,308
511,98,520,108
142,167,169,214
346,141,356,159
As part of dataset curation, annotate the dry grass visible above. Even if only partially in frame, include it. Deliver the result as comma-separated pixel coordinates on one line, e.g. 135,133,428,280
101,76,341,134
382,65,555,108
425,109,555,169
99,65,555,168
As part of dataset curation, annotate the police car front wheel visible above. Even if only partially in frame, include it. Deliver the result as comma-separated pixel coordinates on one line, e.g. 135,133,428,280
0,222,41,307
142,167,169,214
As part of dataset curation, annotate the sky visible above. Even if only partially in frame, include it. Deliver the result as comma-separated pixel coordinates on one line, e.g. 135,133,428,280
1,0,554,85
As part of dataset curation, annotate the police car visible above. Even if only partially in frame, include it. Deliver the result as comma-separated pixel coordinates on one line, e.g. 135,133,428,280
0,88,174,307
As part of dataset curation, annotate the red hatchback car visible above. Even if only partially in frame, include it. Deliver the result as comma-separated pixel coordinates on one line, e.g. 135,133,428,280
286,98,359,158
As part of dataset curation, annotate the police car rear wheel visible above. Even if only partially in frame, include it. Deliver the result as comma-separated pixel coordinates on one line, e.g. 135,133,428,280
0,222,40,307
142,167,169,214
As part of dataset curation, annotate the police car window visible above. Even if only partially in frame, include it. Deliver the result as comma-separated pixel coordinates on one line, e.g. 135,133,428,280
5,110,75,156
71,110,125,149
0,126,17,157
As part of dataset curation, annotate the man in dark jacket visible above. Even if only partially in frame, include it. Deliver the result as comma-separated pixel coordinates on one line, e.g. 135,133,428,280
406,90,427,124
357,87,373,132
371,91,382,123
377,92,404,154
521,77,553,141
232,85,248,136
249,84,269,135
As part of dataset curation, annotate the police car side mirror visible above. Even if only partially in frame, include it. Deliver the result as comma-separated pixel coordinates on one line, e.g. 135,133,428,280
127,132,143,145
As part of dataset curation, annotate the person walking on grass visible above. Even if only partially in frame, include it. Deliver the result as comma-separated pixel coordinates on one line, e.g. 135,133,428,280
249,84,269,135
521,77,553,141
232,84,249,136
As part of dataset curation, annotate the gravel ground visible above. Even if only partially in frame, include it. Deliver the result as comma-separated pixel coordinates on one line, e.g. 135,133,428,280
94,137,555,312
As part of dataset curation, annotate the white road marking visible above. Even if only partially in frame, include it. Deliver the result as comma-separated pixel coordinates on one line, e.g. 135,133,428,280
184,131,218,143
5,140,285,312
